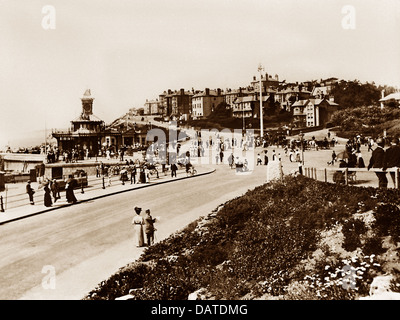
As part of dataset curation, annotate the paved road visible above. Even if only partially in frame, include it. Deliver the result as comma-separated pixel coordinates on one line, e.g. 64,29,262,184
0,162,266,300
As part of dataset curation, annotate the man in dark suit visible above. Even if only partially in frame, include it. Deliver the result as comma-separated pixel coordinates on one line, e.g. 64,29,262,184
383,137,400,187
368,138,387,188
26,180,35,205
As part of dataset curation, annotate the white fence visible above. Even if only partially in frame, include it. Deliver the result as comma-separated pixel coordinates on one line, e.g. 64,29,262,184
303,167,400,189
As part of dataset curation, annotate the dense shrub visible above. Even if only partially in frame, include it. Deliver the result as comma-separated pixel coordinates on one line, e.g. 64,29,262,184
342,218,367,252
331,106,400,137
86,262,151,300
373,203,400,244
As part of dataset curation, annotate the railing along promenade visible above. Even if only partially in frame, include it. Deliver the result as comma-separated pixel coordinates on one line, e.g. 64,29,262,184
0,169,170,212
303,166,400,189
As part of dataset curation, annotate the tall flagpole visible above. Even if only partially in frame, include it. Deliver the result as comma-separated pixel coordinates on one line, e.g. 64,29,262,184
258,64,264,139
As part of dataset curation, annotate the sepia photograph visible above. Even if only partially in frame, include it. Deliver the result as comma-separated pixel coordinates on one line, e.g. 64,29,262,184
0,0,400,311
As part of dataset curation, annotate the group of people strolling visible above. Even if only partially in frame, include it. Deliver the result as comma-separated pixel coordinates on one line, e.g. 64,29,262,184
132,206,157,247
333,137,400,188
368,137,400,189
26,175,78,207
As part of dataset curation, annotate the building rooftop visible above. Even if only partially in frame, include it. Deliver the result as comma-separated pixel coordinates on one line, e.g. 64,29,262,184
192,89,222,98
292,98,338,107
81,89,94,100
72,113,104,122
380,92,400,102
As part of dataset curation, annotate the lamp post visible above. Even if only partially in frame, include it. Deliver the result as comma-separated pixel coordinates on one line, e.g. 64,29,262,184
258,64,264,139
299,131,305,165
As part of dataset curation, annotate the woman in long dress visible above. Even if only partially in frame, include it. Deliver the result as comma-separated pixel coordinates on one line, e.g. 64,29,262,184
44,182,52,207
132,206,145,247
66,175,78,204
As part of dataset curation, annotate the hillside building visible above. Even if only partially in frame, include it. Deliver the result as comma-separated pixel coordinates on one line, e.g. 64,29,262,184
291,98,339,128
158,88,193,119
232,94,271,119
191,88,224,119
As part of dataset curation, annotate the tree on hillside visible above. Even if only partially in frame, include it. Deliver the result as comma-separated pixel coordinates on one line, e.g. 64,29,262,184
331,80,381,109
208,102,232,120
330,106,400,134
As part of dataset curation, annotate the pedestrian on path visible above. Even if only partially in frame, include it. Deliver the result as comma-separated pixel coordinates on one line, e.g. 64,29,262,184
383,137,400,187
26,180,35,205
327,150,336,165
65,175,78,204
228,153,234,169
96,164,100,178
130,165,137,184
356,152,365,168
257,153,262,165
139,167,146,183
132,206,145,247
144,209,156,246
43,182,52,207
144,166,150,183
50,179,60,203
171,163,178,178
368,138,387,188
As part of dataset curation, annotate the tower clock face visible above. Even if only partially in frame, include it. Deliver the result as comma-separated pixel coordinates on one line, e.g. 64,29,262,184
83,103,92,113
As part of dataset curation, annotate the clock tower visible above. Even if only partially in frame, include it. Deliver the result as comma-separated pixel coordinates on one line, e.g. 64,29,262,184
81,89,94,119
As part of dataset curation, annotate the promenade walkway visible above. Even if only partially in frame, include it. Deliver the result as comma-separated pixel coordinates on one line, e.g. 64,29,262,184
0,161,214,225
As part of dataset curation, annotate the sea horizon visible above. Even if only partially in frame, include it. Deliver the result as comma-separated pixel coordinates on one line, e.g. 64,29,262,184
0,129,59,151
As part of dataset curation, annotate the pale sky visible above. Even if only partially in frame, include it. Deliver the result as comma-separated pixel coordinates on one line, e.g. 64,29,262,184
1,0,399,148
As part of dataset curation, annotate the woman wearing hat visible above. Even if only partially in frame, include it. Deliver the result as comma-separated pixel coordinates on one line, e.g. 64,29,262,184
43,181,52,207
132,207,145,247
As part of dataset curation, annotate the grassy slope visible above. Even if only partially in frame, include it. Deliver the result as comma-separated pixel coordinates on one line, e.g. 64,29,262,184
85,175,400,300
